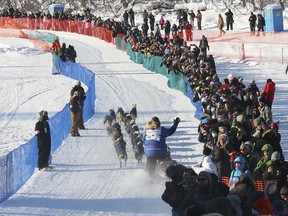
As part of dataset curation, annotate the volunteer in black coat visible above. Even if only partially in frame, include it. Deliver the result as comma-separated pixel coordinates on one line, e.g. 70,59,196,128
249,12,257,33
225,9,234,30
148,12,155,32
35,110,52,171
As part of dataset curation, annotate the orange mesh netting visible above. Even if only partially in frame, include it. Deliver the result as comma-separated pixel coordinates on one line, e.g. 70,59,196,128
221,176,283,192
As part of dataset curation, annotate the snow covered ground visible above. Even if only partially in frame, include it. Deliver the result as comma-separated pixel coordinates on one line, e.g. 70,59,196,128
0,1,288,214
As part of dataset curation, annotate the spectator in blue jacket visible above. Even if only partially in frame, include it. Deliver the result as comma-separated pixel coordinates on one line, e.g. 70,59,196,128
143,116,180,177
229,156,253,190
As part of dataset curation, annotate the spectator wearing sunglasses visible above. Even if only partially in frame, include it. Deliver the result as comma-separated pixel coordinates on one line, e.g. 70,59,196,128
180,171,224,215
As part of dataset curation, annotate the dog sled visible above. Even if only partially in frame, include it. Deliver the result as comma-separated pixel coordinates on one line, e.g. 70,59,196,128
155,146,177,179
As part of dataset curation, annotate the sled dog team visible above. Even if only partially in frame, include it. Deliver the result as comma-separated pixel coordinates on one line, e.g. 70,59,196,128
103,104,144,167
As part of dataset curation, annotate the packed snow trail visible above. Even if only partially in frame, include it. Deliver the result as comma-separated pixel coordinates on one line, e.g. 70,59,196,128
1,31,288,215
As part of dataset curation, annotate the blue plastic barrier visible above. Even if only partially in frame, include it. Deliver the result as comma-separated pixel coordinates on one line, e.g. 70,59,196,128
0,42,96,204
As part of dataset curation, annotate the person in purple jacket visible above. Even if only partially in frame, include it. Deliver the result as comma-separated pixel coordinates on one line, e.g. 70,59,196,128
143,116,180,177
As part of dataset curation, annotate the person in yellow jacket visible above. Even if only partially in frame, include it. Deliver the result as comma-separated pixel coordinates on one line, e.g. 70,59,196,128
196,10,202,30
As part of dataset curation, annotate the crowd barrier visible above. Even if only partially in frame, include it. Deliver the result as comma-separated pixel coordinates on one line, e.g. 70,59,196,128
0,30,96,203
124,38,188,95
221,176,283,192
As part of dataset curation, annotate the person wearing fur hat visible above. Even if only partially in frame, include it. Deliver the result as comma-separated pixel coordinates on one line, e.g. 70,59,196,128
238,141,260,172
35,110,52,171
142,116,180,177
69,91,82,137
253,144,274,180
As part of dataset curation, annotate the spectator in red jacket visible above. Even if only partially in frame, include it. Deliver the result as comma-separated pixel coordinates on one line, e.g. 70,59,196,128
184,22,193,41
51,39,61,55
261,78,275,109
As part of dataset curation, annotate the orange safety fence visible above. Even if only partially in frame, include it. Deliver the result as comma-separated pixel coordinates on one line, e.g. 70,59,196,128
0,17,286,62
221,176,282,192
0,28,52,52
0,28,27,38
0,17,116,48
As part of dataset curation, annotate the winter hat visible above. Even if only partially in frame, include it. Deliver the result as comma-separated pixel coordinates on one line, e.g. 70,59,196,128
238,77,243,83
240,143,249,152
227,74,234,81
264,182,278,197
151,116,160,128
271,151,281,161
39,110,48,117
209,126,219,134
39,110,45,116
244,141,254,151
198,171,212,188
218,134,229,142
201,117,211,125
259,97,266,103
218,126,228,134
271,122,279,130
236,114,246,124
244,141,253,148
253,196,274,215
253,117,262,126
280,185,288,195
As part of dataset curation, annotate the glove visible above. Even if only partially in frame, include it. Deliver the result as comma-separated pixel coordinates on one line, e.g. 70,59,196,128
174,117,181,124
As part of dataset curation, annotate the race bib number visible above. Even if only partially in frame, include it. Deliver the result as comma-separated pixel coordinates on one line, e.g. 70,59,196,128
145,129,160,141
